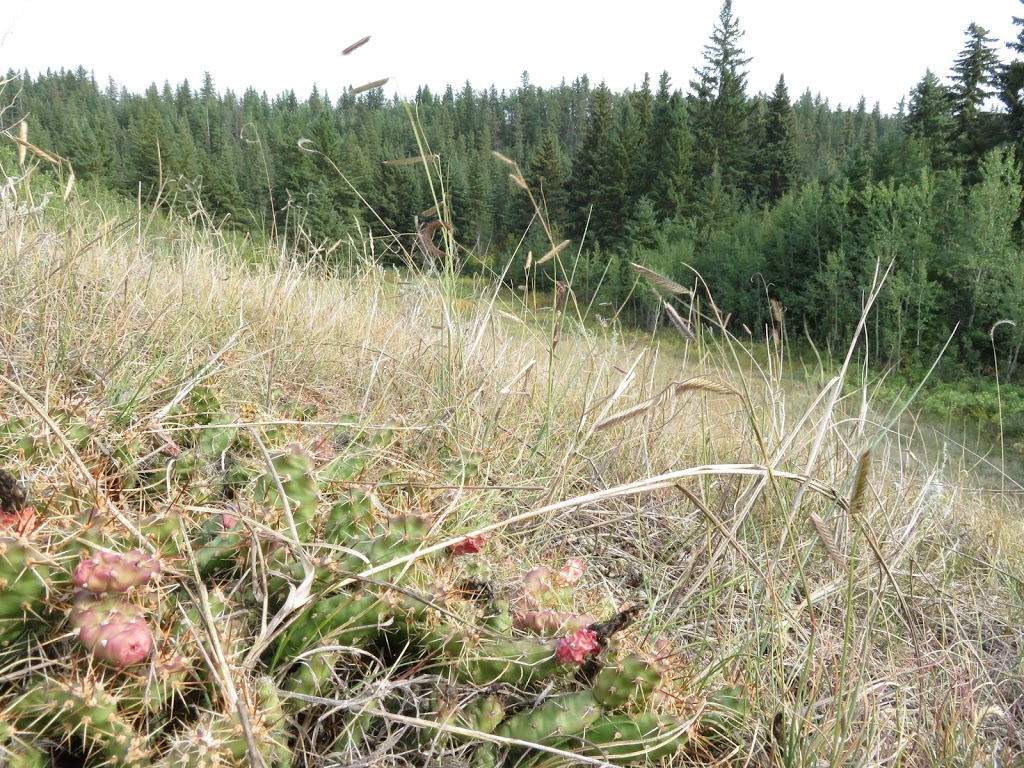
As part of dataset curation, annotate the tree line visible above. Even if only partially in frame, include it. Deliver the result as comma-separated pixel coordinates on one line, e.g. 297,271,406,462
5,0,1024,380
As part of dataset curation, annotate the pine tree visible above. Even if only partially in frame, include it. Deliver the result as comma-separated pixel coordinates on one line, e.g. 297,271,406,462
950,23,1002,172
627,74,654,201
1002,4,1024,148
688,0,755,197
568,82,616,243
617,97,646,208
647,71,692,220
757,75,798,204
528,131,568,232
905,70,955,171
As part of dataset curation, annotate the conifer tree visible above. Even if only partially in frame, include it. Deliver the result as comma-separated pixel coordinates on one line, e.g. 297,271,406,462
568,82,616,242
528,131,568,231
950,23,1002,172
618,97,646,207
757,75,798,204
689,0,755,197
647,72,692,220
1002,5,1024,149
628,74,654,201
905,70,955,171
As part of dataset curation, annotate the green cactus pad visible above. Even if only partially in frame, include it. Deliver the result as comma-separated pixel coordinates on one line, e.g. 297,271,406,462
423,627,566,688
271,590,387,667
11,679,150,767
592,653,662,711
0,538,50,616
197,413,238,458
699,685,751,742
254,445,320,537
463,694,505,734
281,649,340,713
495,691,602,742
574,711,690,763
322,487,375,542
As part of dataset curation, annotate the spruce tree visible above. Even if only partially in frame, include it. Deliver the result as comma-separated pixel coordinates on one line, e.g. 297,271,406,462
950,23,1002,173
688,0,755,197
528,131,568,231
905,70,955,171
757,75,798,204
568,82,616,243
629,74,655,201
647,72,692,220
1002,5,1024,152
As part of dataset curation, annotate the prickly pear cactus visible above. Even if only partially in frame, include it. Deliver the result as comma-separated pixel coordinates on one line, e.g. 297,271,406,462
0,382,751,767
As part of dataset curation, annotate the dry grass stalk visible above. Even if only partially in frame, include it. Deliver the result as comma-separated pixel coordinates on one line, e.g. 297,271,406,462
341,35,371,55
382,154,438,167
663,301,695,340
534,239,570,267
848,449,872,519
500,359,535,395
17,120,26,166
6,132,59,166
809,511,847,569
491,150,516,168
351,78,389,95
593,376,742,432
629,262,693,296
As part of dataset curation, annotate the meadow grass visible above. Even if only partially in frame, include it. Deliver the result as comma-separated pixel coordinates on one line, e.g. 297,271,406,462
1,143,1023,767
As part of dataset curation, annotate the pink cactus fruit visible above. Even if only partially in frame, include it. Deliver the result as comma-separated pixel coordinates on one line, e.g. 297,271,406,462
555,628,600,664
449,534,485,557
70,592,153,667
522,566,555,604
555,557,585,586
73,548,161,594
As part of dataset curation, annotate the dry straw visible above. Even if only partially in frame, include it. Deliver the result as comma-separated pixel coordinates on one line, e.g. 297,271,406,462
383,154,439,167
663,301,695,340
534,239,570,267
351,78,390,96
593,376,743,432
491,150,517,168
629,262,693,296
341,35,371,55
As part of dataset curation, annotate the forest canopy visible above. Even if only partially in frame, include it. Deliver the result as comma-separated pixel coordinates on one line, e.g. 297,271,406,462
5,1,1024,383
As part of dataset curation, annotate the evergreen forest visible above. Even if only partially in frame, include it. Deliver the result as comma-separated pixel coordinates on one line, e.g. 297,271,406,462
6,1,1024,390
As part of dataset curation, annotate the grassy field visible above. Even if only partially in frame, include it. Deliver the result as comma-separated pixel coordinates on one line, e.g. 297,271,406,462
0,160,1023,767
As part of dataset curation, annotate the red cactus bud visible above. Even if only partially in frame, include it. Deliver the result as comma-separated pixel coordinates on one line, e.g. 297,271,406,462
73,548,161,594
0,507,36,535
555,628,600,664
449,534,485,557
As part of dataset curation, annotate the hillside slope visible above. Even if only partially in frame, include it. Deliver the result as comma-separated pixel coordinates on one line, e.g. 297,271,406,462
0,173,1021,766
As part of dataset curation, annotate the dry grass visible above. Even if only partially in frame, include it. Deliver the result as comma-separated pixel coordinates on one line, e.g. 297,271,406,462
2,162,1024,767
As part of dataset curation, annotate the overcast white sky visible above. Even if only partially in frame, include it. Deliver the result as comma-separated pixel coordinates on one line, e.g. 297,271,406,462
1,1,1021,114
